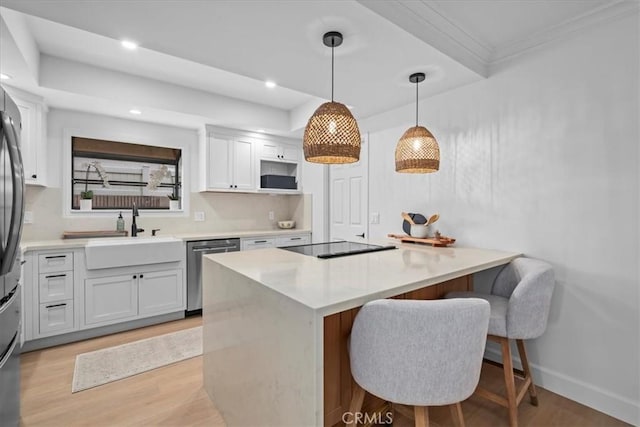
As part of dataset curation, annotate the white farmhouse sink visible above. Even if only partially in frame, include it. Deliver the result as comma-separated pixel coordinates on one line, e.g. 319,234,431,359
84,237,184,270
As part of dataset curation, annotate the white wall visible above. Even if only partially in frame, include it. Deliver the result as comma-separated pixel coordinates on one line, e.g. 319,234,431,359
22,109,302,240
363,14,639,424
301,161,328,243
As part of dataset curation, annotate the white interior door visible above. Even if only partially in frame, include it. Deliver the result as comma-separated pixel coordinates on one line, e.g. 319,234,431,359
329,135,368,241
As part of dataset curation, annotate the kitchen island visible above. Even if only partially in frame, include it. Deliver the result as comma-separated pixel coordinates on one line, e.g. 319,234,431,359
202,242,520,427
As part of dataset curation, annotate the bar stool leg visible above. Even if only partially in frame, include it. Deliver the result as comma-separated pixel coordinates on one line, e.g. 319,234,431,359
414,406,429,427
346,382,366,425
449,402,465,427
516,339,539,406
501,337,519,427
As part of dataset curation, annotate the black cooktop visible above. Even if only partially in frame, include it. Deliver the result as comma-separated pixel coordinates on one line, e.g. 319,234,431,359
281,241,397,259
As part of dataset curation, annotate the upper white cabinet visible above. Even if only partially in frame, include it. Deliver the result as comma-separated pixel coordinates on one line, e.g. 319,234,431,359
7,88,48,186
205,136,255,191
200,125,302,193
260,141,300,163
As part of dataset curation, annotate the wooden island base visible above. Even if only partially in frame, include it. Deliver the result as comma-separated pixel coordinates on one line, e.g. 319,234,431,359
323,275,473,426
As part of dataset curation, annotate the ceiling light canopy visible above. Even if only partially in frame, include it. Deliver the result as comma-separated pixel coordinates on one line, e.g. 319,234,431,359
395,72,440,173
303,31,361,164
129,109,142,115
265,80,277,89
121,40,138,50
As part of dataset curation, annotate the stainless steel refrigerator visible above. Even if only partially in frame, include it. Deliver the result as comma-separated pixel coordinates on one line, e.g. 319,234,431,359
0,86,25,427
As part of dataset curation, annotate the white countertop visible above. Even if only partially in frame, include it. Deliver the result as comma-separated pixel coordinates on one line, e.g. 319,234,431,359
204,240,521,316
21,228,311,251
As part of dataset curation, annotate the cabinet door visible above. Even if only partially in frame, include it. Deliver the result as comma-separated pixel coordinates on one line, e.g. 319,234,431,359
85,275,138,325
208,137,233,189
16,101,38,183
138,269,183,316
260,141,280,160
233,139,254,190
281,144,300,162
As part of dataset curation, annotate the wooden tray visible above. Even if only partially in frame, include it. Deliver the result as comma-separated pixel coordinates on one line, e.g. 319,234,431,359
387,233,456,247
63,230,129,239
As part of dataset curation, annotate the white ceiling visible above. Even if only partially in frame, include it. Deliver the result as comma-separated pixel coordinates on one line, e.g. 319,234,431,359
0,0,625,135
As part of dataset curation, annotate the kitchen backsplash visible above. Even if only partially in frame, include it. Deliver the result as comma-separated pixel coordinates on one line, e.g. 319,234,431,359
22,187,310,241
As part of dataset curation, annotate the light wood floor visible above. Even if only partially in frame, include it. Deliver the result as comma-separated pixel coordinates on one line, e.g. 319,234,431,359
21,316,629,427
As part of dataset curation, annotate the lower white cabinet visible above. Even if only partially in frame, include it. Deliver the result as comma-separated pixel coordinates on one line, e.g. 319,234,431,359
24,247,186,346
39,300,74,334
38,272,73,303
85,268,183,327
241,233,311,250
275,234,310,247
241,237,276,251
85,274,138,326
139,269,183,316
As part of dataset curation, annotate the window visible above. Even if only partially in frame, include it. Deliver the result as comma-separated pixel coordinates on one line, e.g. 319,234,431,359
71,137,182,210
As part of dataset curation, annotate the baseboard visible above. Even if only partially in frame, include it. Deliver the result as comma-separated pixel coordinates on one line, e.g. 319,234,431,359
22,311,185,352
484,346,639,425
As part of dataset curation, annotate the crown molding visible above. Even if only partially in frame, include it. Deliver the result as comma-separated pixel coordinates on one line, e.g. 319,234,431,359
491,0,640,64
358,0,638,76
356,0,490,78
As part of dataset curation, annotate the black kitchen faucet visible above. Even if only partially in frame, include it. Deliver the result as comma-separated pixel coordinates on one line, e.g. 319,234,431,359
131,203,145,237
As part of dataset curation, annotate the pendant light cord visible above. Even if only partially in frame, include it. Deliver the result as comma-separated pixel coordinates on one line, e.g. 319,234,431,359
331,41,335,102
415,79,419,127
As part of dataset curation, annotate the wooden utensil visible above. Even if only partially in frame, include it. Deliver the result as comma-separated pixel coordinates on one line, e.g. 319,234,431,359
401,212,416,225
426,213,440,226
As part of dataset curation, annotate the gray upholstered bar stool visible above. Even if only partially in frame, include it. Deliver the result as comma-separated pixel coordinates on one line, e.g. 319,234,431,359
346,298,490,427
446,257,555,427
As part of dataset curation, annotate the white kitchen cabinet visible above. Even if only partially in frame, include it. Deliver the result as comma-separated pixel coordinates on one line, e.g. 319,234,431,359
260,141,300,162
138,269,183,316
6,88,47,186
84,267,183,326
241,237,276,251
38,272,73,303
241,232,311,250
206,137,255,191
23,246,186,349
39,301,74,335
275,234,310,247
38,252,73,274
85,274,138,325
27,250,76,339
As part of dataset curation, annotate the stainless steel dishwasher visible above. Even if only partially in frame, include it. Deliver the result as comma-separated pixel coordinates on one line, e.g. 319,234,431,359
186,238,240,315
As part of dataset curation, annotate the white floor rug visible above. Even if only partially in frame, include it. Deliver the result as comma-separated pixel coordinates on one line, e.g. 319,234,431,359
72,326,202,393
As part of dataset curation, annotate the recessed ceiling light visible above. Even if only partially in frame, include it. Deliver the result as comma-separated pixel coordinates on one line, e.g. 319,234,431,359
121,40,138,50
129,109,142,115
257,129,266,133
265,80,277,89
0,73,11,80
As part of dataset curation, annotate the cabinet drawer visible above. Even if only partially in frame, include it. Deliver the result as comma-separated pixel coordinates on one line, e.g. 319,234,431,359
241,238,276,251
38,252,73,273
39,272,74,303
275,235,310,247
39,300,74,335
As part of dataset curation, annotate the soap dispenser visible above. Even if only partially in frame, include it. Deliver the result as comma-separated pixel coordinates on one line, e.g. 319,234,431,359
116,211,125,232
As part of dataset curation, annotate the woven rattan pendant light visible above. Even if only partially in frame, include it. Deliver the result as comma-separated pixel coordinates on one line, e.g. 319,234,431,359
304,31,361,164
395,72,440,173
